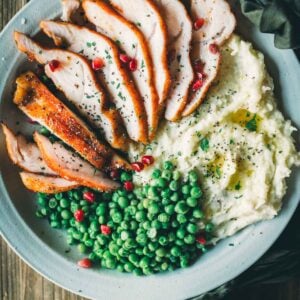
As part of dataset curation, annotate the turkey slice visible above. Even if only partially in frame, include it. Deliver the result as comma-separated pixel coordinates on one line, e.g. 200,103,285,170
13,71,128,170
82,0,159,140
2,124,56,175
109,0,170,109
154,0,194,121
34,132,120,191
182,0,236,116
40,20,148,144
20,172,79,194
14,31,128,151
61,0,80,22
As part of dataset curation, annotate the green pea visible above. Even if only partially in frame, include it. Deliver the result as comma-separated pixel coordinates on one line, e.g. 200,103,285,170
129,253,139,265
50,221,60,228
151,169,161,179
106,258,117,269
184,234,195,244
175,201,189,214
96,234,108,245
169,180,179,191
70,202,79,213
186,197,198,207
151,220,161,230
165,204,175,215
148,186,159,198
190,186,202,198
163,161,174,170
161,198,170,206
156,248,167,257
176,228,185,239
139,256,150,268
147,228,157,239
61,210,71,220
170,246,181,257
168,232,176,242
35,210,44,218
205,223,214,232
180,257,189,268
157,178,168,188
123,238,136,250
120,231,130,241
127,205,137,216
181,185,191,195
39,126,50,136
160,262,169,271
136,233,147,245
135,248,143,256
187,223,198,234
170,192,179,202
72,231,83,240
79,224,88,233
188,170,198,182
124,262,135,272
112,192,119,202
161,170,172,180
142,221,151,230
112,212,123,223
109,242,119,256
48,198,57,209
98,215,106,224
133,268,143,276
77,243,86,253
37,196,47,207
172,170,181,180
148,242,158,252
175,239,184,246
148,203,159,215
130,220,138,230
193,208,204,219
120,171,132,182
118,190,128,197
59,198,69,208
142,266,153,275
135,210,147,222
158,236,168,246
171,220,179,228
177,214,187,224
85,239,94,247
137,203,144,210
117,264,124,272
142,198,150,209
158,213,169,223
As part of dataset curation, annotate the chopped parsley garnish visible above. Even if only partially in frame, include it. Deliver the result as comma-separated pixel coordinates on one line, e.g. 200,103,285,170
86,42,92,47
234,181,241,190
245,114,257,132
200,137,209,152
215,166,221,179
141,60,145,69
136,22,142,27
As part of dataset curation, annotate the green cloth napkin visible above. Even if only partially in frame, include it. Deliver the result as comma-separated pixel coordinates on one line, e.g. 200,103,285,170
239,0,300,49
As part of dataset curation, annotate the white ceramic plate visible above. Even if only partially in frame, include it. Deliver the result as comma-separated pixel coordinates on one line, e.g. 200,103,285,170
0,1,299,299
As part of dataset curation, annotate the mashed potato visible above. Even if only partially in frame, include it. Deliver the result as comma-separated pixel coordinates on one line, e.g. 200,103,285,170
129,35,300,238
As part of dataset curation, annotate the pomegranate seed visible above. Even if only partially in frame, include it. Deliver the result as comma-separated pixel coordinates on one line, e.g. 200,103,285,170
192,79,204,92
49,59,60,72
74,209,85,222
119,53,131,63
77,258,92,268
131,162,144,172
110,169,120,180
100,225,111,235
194,18,205,30
196,236,206,245
209,43,219,54
168,49,176,63
129,59,138,72
197,72,207,81
141,155,154,166
92,57,104,70
83,191,96,203
124,181,134,191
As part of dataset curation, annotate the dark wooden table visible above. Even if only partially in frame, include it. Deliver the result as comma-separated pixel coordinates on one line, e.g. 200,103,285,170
0,1,299,299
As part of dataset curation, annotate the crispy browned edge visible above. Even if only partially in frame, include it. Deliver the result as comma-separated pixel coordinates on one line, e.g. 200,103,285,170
20,172,79,193
40,20,149,144
146,0,171,108
13,70,111,169
164,0,194,122
182,0,237,117
14,31,129,151
82,0,159,141
34,132,120,191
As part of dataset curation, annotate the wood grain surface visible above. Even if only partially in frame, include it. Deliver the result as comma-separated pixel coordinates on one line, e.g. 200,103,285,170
0,1,299,300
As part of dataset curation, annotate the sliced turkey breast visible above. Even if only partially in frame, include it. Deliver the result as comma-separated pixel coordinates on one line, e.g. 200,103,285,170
13,71,128,170
2,124,56,175
61,0,80,22
109,0,170,109
40,21,148,144
182,0,236,116
34,132,120,191
82,0,159,140
154,0,194,121
14,32,128,151
20,172,79,193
